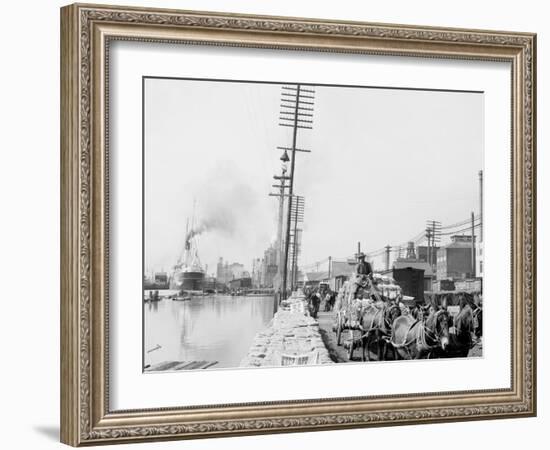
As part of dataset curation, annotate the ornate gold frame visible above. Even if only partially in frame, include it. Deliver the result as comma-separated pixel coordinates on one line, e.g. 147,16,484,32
60,3,536,446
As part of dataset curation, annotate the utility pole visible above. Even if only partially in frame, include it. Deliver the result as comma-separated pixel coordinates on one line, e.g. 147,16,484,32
289,195,305,290
425,228,432,267
385,245,391,271
270,160,290,292
479,170,483,243
471,211,476,277
279,84,314,299
426,220,441,272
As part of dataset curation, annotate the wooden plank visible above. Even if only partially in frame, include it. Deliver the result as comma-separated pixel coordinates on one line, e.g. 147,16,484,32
147,361,181,371
146,360,220,371
172,361,198,370
201,361,219,369
184,361,207,370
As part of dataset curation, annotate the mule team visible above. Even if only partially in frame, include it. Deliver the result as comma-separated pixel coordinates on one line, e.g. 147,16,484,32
327,259,482,361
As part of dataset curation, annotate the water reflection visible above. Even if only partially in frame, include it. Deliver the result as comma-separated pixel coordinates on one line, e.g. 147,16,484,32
144,295,275,369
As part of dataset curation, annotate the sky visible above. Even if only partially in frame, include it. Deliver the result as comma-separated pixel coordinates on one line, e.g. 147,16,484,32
144,78,483,276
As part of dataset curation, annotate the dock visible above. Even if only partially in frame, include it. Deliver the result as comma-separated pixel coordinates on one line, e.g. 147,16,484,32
240,293,333,368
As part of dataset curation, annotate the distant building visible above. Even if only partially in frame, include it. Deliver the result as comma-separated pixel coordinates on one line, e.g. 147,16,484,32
251,258,262,287
330,260,357,292
416,245,440,264
229,262,245,279
392,258,434,292
154,272,169,287
203,276,227,293
259,244,278,288
216,258,247,284
436,235,475,280
144,271,170,289
228,277,252,290
216,258,229,284
303,271,329,290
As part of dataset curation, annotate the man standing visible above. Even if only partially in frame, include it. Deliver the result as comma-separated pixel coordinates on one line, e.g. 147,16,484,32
309,289,321,319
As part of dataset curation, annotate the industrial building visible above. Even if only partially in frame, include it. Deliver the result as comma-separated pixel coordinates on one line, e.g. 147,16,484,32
436,235,476,280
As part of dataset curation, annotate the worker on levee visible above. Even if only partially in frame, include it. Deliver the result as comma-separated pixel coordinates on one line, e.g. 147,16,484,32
309,289,321,319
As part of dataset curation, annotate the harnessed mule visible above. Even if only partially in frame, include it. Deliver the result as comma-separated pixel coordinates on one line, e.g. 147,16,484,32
436,302,478,358
360,303,401,361
390,309,450,359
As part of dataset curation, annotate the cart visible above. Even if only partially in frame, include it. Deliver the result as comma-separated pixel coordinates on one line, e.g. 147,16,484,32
334,274,403,360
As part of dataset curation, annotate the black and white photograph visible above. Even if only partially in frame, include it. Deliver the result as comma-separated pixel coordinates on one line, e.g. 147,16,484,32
143,77,484,372
1,0,543,447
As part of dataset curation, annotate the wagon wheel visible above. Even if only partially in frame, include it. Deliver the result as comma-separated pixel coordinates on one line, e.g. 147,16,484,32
347,330,355,360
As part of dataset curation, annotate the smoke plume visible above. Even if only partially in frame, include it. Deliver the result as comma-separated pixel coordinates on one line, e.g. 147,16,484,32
186,210,236,241
186,161,260,242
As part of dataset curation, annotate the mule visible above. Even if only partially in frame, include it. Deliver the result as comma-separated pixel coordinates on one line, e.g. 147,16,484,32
360,302,401,361
390,308,450,359
473,305,483,339
410,303,432,321
436,297,478,358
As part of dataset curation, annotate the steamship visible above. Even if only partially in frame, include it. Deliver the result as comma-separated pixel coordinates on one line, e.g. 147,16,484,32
170,220,205,292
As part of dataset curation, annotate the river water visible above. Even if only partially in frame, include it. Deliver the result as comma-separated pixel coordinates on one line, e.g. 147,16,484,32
144,293,275,370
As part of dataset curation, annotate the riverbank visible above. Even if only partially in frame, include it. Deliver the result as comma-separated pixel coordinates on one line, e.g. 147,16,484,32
240,298,333,368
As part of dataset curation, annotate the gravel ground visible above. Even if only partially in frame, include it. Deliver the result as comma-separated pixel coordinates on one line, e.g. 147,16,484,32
317,311,349,363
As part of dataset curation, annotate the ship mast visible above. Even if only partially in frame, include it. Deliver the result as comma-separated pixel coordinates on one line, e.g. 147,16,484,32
191,199,196,234
189,200,196,267
186,199,202,270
